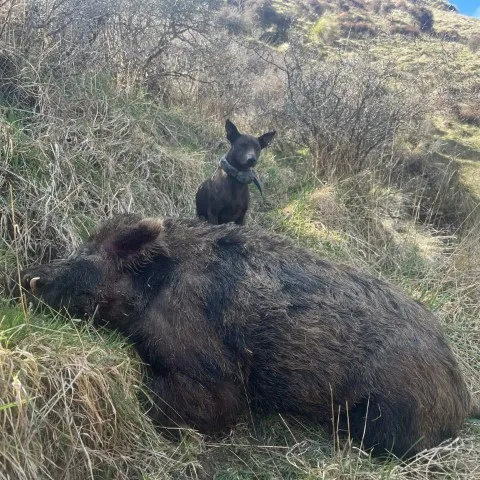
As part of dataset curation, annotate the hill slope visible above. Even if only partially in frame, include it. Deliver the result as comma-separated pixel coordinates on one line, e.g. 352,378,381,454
1,0,480,478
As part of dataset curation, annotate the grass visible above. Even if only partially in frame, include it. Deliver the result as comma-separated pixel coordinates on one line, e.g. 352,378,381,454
0,303,197,480
265,185,352,260
1,0,480,478
1,92,218,266
3,104,480,479
432,5,480,37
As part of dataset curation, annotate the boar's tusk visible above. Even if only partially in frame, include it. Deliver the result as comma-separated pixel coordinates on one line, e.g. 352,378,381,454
30,277,41,291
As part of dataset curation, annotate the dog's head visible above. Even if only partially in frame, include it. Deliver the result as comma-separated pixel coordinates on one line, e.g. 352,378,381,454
225,120,275,171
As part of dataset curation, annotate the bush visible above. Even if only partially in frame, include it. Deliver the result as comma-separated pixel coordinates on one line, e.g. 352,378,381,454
255,1,292,31
0,0,222,95
340,20,378,37
367,0,382,13
218,9,250,35
306,0,325,16
412,7,434,32
390,23,420,37
438,29,462,42
454,102,480,126
274,45,426,176
255,0,293,44
467,34,480,53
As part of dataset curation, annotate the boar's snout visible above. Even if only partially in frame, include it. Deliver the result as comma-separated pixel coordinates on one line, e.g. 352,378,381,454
15,258,104,319
19,263,55,291
0,270,44,307
21,272,43,294
1,268,50,299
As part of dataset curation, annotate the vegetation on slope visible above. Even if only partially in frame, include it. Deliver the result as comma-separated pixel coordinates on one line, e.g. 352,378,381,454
1,0,480,478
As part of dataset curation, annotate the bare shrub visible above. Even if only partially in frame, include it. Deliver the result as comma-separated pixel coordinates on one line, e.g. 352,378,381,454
339,19,378,37
390,23,420,37
367,0,382,14
436,1,458,12
218,8,251,35
467,34,480,53
306,0,325,16
255,0,293,44
169,30,283,122
274,44,426,176
441,81,480,127
437,29,462,42
0,0,222,95
411,6,434,32
454,102,480,125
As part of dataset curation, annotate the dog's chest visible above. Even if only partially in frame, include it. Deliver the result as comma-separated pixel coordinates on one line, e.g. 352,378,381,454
212,172,249,200
210,172,249,218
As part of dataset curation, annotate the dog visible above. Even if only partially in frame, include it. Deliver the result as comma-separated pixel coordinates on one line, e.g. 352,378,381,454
195,120,275,225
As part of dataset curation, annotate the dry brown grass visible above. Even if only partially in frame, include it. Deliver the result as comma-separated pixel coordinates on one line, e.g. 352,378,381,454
0,307,204,480
0,67,215,265
1,0,480,478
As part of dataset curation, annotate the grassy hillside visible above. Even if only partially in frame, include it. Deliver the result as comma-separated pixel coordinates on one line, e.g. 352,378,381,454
1,0,480,478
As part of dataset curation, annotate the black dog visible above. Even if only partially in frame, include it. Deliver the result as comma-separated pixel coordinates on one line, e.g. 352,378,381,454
195,120,275,225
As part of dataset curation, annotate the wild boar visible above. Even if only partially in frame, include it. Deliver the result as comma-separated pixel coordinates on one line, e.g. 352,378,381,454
9,213,475,458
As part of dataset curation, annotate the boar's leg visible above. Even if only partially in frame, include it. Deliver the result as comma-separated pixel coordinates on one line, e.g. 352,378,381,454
147,371,246,435
340,391,444,458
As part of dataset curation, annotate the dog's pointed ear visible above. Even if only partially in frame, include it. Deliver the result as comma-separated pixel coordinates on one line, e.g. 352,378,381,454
105,218,169,268
258,131,276,149
226,119,241,144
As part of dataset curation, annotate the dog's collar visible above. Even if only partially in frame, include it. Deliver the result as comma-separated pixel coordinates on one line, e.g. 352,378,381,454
218,155,264,197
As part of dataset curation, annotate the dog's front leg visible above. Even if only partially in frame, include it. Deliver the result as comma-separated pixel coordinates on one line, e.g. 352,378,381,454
235,215,246,226
207,205,220,224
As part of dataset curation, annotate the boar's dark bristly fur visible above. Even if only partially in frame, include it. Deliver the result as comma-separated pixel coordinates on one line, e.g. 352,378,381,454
12,213,474,458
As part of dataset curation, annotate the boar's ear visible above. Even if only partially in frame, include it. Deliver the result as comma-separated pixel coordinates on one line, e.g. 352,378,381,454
106,219,169,268
225,119,241,144
258,130,276,149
